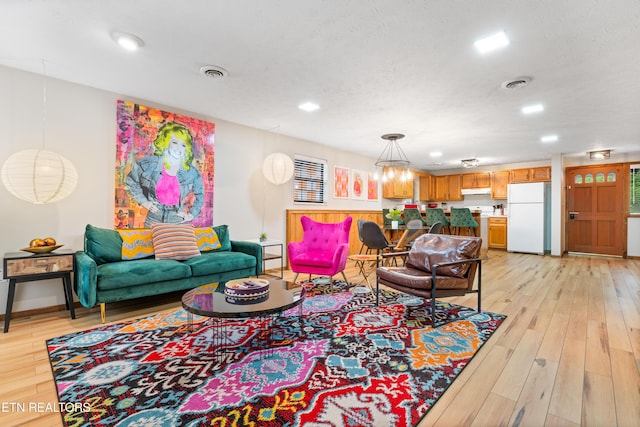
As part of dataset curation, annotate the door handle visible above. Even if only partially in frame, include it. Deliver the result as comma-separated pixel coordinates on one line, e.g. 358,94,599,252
569,211,579,220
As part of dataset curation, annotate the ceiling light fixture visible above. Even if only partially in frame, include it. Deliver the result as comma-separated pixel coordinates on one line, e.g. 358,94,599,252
540,135,558,143
113,32,145,51
298,102,319,112
461,158,480,168
589,149,611,160
374,133,412,182
522,103,544,114
430,151,443,157
474,31,510,53
1,60,78,203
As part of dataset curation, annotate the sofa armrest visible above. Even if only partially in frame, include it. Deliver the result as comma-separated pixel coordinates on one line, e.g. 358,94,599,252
230,240,263,275
74,251,98,308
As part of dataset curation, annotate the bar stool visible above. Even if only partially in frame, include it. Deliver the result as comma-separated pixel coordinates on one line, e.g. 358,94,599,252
425,208,451,234
449,207,479,236
402,208,427,227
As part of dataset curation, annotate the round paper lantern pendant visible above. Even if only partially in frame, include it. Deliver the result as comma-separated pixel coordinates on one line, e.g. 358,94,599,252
1,149,78,204
262,152,294,185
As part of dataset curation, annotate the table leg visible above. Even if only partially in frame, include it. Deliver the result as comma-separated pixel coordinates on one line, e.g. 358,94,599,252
4,279,16,333
62,273,76,320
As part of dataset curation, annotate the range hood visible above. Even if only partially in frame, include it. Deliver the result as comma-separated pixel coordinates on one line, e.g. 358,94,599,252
461,187,492,195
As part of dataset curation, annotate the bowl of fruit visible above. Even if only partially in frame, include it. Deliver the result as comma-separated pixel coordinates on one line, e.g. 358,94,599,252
21,237,63,254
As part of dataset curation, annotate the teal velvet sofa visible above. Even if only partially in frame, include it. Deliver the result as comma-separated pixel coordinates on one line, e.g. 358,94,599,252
74,224,262,322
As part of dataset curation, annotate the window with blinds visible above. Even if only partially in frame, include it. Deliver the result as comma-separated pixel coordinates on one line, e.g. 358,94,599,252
293,155,327,204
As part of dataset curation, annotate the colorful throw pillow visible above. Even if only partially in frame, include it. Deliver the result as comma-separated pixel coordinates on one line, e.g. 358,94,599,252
118,229,154,260
150,223,201,260
194,227,222,252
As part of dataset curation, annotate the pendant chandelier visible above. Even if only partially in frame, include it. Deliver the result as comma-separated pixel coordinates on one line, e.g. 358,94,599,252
1,61,78,204
374,133,412,182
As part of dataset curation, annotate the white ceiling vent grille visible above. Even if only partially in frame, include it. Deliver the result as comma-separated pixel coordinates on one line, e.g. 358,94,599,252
501,76,532,89
199,65,228,79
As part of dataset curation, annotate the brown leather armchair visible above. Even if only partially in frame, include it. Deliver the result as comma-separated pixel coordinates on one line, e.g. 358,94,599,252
376,234,482,327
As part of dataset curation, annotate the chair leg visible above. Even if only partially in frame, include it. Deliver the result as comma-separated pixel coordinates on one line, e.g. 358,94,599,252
341,271,349,283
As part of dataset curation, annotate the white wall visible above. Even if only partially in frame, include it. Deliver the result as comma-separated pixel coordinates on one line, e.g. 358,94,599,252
629,217,640,257
0,65,381,314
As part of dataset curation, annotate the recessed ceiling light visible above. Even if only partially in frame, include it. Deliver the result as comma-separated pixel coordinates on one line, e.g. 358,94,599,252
474,31,510,54
298,102,319,112
540,135,558,143
522,103,544,114
113,32,144,51
430,151,443,157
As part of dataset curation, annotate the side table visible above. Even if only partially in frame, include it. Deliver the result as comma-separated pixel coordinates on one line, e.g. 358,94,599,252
244,239,284,279
3,249,76,333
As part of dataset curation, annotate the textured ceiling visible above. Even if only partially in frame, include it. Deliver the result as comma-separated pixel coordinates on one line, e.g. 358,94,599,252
2,0,639,171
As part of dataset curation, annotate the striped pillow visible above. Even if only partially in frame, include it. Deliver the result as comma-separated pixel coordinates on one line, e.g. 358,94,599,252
118,229,154,260
194,227,222,252
150,223,201,260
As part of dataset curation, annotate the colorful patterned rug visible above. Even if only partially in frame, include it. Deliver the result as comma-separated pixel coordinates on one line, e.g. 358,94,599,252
47,280,506,426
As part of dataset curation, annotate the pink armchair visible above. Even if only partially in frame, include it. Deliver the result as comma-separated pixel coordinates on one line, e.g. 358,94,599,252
288,216,353,289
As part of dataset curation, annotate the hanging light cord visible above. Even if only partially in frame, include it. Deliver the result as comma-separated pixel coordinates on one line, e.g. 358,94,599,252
41,59,47,150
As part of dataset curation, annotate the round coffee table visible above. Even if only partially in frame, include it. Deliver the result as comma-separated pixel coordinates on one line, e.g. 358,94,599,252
181,278,306,366
182,278,305,319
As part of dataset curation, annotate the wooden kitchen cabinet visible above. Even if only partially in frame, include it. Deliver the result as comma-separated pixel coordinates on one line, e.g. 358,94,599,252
434,174,463,201
461,172,491,189
382,167,414,198
418,173,434,201
488,217,508,249
531,166,551,181
510,166,551,183
491,170,509,199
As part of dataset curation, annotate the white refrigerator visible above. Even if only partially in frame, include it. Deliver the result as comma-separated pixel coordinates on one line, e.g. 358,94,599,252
507,182,547,255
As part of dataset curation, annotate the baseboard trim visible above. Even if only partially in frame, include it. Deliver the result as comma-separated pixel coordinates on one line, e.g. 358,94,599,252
0,302,80,322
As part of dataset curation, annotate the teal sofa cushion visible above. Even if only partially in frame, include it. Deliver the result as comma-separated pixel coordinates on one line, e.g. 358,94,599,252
213,225,232,251
97,259,192,290
85,224,122,264
184,251,256,276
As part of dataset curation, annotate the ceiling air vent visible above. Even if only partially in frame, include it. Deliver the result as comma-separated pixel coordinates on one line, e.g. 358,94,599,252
501,76,532,89
199,65,228,79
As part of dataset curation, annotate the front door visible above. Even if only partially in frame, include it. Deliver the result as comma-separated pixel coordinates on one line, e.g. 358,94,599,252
566,164,625,256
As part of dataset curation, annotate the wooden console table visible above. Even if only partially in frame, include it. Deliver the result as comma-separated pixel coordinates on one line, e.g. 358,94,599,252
3,250,76,333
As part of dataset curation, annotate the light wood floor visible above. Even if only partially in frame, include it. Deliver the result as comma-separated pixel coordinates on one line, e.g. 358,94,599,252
1,250,639,426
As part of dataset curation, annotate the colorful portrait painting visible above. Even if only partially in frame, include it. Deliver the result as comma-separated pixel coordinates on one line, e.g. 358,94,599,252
115,100,215,229
367,172,379,201
334,166,349,199
351,169,367,201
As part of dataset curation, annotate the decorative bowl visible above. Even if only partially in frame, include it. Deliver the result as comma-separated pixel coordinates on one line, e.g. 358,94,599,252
20,244,63,254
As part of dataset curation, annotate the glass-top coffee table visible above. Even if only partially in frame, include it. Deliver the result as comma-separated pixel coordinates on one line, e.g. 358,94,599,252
181,278,306,367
